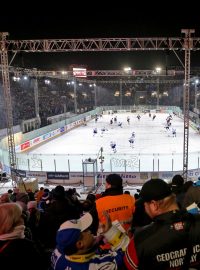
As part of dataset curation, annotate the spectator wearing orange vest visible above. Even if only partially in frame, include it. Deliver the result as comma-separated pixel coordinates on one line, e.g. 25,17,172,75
96,174,135,237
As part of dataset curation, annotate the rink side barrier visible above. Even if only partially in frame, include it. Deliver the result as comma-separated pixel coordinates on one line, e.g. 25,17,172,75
1,170,200,192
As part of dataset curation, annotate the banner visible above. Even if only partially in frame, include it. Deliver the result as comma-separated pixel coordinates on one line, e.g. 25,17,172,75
73,68,87,78
47,172,69,180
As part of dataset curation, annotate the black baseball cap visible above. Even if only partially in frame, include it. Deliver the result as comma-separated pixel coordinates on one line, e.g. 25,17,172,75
140,179,172,202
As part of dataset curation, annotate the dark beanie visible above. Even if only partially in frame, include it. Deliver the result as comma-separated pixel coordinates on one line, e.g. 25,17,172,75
106,174,123,188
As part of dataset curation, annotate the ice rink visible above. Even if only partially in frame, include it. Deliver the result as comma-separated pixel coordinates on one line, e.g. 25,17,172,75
1,112,200,196
27,112,200,172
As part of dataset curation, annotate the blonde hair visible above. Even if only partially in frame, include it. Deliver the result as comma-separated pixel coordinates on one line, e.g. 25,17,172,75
157,194,178,212
0,203,22,234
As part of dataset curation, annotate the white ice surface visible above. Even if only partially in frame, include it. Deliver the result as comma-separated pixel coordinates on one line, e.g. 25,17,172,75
28,113,200,155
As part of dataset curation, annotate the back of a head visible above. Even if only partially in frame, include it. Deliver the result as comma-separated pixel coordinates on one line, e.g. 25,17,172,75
0,203,22,235
139,178,172,202
16,192,29,204
106,173,123,189
0,193,11,203
53,185,65,199
86,193,96,203
172,175,184,187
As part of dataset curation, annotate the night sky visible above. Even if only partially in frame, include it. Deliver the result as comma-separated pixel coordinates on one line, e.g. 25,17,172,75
1,3,200,70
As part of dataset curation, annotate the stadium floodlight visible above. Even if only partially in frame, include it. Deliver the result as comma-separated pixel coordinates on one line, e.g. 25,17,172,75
114,91,120,96
61,71,67,75
124,67,132,73
155,66,162,73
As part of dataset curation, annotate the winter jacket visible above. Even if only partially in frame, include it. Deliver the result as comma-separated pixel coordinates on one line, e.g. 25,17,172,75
124,210,200,270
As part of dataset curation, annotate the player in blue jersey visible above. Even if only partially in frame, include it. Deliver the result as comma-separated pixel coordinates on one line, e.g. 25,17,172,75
93,128,98,136
110,141,117,153
129,137,134,148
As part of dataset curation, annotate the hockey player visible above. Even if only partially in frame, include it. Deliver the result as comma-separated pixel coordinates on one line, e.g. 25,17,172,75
127,116,130,125
131,131,135,138
129,137,134,148
152,114,156,120
101,127,107,136
137,114,141,121
95,116,98,123
83,117,87,126
172,128,176,137
118,122,123,128
110,141,117,153
93,128,98,136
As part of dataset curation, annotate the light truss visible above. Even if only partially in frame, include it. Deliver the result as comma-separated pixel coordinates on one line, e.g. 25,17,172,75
2,37,200,52
10,67,184,79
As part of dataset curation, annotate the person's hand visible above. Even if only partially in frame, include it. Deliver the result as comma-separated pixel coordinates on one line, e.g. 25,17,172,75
100,211,112,233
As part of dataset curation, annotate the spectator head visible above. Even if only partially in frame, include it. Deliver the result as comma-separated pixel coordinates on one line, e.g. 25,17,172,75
16,192,29,205
134,193,139,200
42,192,50,201
139,179,176,219
193,177,200,186
172,175,184,187
140,179,172,203
56,213,93,255
13,188,19,194
0,193,11,204
105,174,123,189
86,193,96,203
52,185,65,199
82,200,93,212
0,203,24,235
27,200,37,211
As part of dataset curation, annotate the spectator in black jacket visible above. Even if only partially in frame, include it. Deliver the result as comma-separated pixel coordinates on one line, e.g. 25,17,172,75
38,185,81,250
124,178,200,270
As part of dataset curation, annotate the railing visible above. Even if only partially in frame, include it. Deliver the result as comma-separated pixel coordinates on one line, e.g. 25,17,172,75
0,148,199,173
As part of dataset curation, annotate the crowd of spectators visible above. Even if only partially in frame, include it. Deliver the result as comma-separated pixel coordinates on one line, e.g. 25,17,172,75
0,75,184,130
0,77,95,130
1,174,200,269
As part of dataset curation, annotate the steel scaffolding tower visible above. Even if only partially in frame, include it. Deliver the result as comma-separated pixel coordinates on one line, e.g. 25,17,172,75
0,33,16,183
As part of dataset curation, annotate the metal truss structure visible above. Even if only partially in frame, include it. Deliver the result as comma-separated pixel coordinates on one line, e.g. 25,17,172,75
0,29,196,181
2,37,200,52
10,66,183,78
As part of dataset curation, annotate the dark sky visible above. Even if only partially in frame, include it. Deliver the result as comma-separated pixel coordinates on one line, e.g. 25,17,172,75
1,3,200,70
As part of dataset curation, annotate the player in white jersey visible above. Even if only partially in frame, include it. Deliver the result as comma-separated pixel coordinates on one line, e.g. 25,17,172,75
110,141,117,153
172,128,176,137
118,122,123,128
127,116,130,124
101,127,107,136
